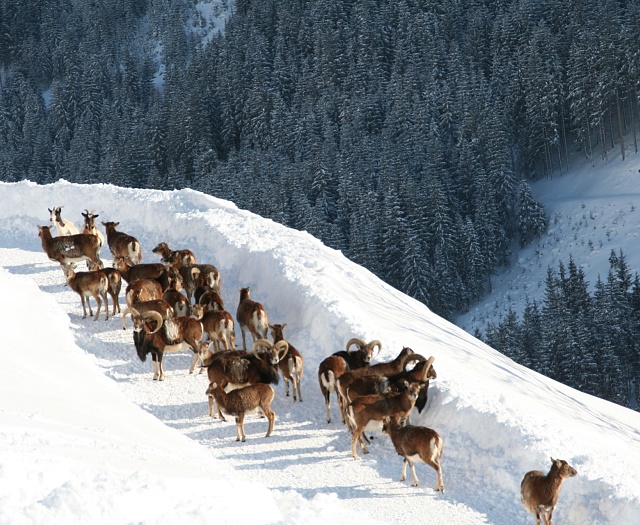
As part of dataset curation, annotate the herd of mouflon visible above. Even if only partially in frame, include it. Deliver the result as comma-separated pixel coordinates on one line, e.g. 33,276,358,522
38,206,578,523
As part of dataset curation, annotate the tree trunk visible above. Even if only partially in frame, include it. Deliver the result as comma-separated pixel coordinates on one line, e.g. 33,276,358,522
616,90,625,161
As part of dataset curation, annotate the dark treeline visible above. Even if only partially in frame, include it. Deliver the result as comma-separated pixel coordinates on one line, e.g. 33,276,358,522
1,0,639,325
483,251,640,410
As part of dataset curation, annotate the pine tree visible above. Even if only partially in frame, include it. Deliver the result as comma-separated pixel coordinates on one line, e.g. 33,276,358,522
499,309,523,363
517,180,547,247
519,299,543,369
377,182,407,289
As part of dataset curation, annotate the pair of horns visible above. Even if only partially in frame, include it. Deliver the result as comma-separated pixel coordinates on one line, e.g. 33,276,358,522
253,338,289,359
346,338,382,357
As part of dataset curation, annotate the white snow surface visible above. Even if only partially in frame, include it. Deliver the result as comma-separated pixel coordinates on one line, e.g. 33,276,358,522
0,179,639,524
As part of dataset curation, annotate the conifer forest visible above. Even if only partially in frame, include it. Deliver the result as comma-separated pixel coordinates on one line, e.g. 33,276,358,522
2,0,640,408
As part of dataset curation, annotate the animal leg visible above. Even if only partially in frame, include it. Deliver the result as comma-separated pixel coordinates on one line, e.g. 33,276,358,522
111,292,119,315
93,293,102,321
436,473,445,492
340,395,351,427
236,414,246,442
93,292,107,321
344,403,355,434
80,296,88,319
295,366,303,402
152,354,160,381
351,432,360,460
284,378,291,397
296,380,302,402
158,353,165,381
406,458,420,486
533,508,542,525
351,428,369,460
102,291,109,320
323,390,332,423
265,408,275,437
337,393,345,424
539,506,553,525
400,458,408,482
85,294,94,319
425,454,444,492
188,349,199,374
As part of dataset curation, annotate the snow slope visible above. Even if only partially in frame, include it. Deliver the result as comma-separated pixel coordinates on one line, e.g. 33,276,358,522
457,147,640,336
1,180,639,524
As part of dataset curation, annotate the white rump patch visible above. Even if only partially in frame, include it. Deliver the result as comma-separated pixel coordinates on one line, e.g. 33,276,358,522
164,319,180,342
321,371,336,391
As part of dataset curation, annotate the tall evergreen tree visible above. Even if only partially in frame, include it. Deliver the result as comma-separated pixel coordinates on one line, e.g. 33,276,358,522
517,180,547,247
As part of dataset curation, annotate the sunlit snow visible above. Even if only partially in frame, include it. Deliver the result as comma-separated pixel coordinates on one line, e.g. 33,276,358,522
0,178,639,524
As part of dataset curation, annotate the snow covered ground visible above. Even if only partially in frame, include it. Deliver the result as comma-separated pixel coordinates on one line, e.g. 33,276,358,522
1,180,639,524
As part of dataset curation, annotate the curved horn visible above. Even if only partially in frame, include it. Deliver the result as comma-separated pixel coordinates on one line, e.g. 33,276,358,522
121,306,140,330
421,356,435,381
252,338,274,355
369,340,383,358
346,338,366,352
403,353,427,371
275,340,289,359
141,310,164,334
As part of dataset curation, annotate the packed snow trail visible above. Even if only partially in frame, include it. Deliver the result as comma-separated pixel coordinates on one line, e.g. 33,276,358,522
0,246,488,524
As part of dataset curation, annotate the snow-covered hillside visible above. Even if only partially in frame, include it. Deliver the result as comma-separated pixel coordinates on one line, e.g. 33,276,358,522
458,148,640,336
1,180,639,524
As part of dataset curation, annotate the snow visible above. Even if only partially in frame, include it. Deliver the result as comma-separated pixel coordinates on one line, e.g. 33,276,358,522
0,179,639,524
191,1,235,45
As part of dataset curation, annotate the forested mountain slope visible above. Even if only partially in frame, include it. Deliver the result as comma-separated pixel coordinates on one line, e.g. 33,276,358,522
4,0,638,319
458,147,640,411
